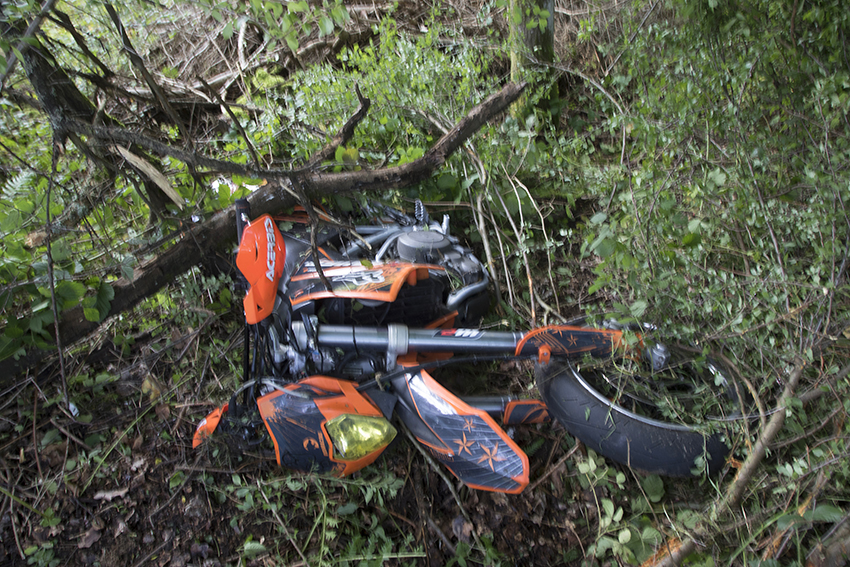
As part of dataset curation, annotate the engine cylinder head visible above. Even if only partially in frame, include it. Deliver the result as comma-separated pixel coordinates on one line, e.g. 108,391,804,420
396,231,452,263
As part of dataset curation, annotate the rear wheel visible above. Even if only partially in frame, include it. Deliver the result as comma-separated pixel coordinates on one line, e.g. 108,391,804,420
537,333,739,476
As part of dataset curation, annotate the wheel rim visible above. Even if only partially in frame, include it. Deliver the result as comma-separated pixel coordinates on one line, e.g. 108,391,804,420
574,344,745,428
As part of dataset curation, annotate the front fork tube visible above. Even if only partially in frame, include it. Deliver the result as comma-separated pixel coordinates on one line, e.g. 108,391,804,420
291,321,622,367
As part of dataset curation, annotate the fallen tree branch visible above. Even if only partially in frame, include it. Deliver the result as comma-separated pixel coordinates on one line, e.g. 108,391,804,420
1,81,527,379
303,83,371,169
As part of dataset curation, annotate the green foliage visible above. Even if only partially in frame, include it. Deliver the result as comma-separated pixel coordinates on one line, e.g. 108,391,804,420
201,0,349,51
211,469,419,565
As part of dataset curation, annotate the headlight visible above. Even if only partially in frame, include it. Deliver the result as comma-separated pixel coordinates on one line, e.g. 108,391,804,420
326,414,397,461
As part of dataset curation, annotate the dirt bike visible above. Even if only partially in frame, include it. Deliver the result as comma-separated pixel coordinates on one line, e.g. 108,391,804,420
193,199,734,493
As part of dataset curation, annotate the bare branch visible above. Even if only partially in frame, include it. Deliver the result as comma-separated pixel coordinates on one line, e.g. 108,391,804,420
104,3,192,146
304,84,371,168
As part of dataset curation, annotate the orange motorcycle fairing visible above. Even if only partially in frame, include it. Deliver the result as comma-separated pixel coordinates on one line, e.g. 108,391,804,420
391,370,530,494
193,403,228,449
257,377,395,477
236,214,286,324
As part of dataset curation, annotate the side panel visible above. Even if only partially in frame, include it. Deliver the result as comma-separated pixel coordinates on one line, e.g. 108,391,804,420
503,400,550,425
288,262,436,305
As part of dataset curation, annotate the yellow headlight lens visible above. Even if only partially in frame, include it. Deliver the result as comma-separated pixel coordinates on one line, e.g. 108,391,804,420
326,414,397,461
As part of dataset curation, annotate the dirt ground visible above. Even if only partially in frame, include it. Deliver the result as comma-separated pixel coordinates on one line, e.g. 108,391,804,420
0,364,614,566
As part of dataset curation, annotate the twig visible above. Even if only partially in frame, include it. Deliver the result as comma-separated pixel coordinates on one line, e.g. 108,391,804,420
45,141,69,408
427,517,457,555
130,532,173,567
198,76,261,170
258,480,313,566
712,350,766,432
149,455,200,519
513,175,559,314
105,3,192,146
304,84,371,169
498,169,536,324
48,10,114,79
527,441,581,492
8,492,26,560
32,390,43,480
475,192,503,306
50,419,90,451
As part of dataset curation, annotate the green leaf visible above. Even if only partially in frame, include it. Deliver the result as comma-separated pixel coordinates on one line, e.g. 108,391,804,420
593,238,616,258
337,502,358,515
776,513,806,530
288,1,308,13
630,300,648,319
285,34,298,52
121,256,136,281
641,474,665,502
242,541,266,559
83,307,101,322
707,168,726,187
810,504,844,523
318,15,334,36
55,280,86,308
95,282,115,319
437,173,457,190
682,233,701,247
